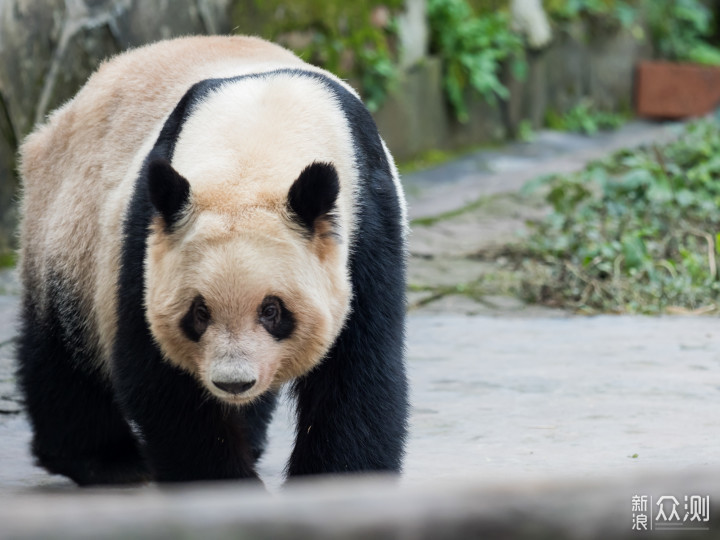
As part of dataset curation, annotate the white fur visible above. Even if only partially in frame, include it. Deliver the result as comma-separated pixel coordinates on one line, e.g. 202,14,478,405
381,137,409,237
19,37,404,402
171,73,358,254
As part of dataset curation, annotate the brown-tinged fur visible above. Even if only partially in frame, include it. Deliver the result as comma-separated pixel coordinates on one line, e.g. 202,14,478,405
19,36,359,403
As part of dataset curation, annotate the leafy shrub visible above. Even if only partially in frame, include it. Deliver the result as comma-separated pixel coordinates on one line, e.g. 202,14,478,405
427,0,525,122
520,120,720,313
647,0,720,65
544,0,639,28
293,23,398,112
231,1,400,111
545,99,628,135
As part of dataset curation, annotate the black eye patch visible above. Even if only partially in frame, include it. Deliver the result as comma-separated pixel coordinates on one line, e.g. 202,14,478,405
258,295,295,340
180,295,211,342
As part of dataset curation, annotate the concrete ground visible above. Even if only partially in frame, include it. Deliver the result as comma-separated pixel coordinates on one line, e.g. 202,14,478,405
1,121,718,538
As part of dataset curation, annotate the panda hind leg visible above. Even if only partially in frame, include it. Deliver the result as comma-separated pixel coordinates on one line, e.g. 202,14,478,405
16,301,150,486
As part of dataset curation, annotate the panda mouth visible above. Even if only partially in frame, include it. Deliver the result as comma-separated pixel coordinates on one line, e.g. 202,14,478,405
203,374,272,405
209,389,261,407
208,381,262,404
212,379,256,395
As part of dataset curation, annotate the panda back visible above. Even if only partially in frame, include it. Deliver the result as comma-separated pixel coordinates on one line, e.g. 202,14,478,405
18,36,307,371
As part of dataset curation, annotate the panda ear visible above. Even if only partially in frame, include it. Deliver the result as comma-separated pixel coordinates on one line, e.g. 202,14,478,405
147,158,191,230
287,162,339,235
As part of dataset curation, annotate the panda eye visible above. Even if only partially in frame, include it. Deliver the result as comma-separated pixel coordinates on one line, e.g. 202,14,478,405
181,295,211,342
259,297,280,326
194,301,210,324
258,296,295,340
261,302,279,323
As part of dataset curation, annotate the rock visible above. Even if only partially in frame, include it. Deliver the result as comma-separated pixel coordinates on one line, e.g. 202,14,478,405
197,0,232,35
396,0,428,69
44,21,122,116
374,58,449,161
448,93,507,149
511,0,552,50
503,49,549,134
0,0,66,139
113,0,205,49
0,124,17,255
544,20,590,115
0,0,66,256
587,23,652,112
0,0,237,257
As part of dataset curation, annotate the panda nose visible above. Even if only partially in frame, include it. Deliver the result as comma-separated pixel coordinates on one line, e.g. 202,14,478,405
212,379,256,395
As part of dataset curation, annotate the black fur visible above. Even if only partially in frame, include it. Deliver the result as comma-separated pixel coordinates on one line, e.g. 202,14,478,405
288,74,408,476
147,158,190,230
241,390,279,462
16,285,150,485
111,91,263,482
287,162,340,234
259,295,295,341
180,295,210,342
18,68,407,485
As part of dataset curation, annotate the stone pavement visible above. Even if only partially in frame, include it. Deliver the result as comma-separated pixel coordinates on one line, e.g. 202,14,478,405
404,120,687,314
403,120,684,220
3,310,719,488
1,121,719,538
1,311,719,538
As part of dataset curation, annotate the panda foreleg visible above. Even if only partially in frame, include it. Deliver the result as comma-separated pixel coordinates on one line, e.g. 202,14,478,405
110,343,261,483
288,308,408,475
16,297,150,486
112,182,263,484
288,198,409,476
242,390,279,463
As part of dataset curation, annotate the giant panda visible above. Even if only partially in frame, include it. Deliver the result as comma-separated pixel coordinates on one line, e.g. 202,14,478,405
17,35,408,485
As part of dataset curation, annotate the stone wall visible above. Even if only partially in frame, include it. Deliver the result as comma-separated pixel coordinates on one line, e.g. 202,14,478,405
380,18,652,161
0,0,651,255
0,0,231,256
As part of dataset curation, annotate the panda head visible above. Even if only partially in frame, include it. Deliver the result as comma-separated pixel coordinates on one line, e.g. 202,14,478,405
143,156,351,405
140,75,360,404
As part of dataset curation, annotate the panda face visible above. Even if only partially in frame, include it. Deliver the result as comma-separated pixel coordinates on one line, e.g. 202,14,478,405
145,201,351,405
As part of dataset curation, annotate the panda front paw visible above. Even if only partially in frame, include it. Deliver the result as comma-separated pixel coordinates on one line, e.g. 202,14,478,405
33,441,151,486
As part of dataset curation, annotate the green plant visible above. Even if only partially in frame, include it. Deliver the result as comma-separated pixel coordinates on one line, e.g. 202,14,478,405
518,119,720,313
427,0,525,122
356,44,397,112
647,0,720,65
544,0,639,27
231,1,401,111
545,99,627,135
294,22,399,112
0,252,15,268
518,119,536,142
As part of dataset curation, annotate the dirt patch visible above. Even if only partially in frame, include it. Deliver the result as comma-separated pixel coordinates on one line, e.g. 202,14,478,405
407,190,566,316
